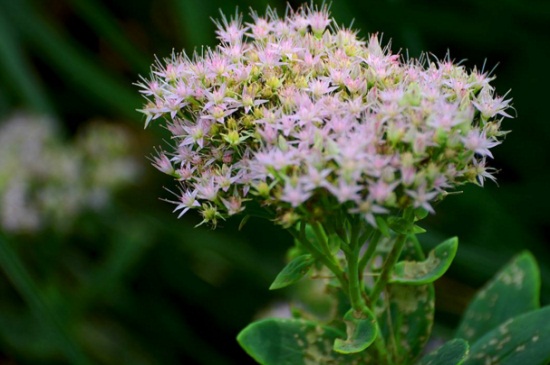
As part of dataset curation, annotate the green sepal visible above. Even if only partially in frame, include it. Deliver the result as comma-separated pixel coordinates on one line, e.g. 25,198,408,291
412,225,426,234
414,207,429,220
387,216,412,235
417,339,469,365
455,251,540,343
270,254,315,290
238,215,251,230
390,237,458,285
375,216,391,237
333,308,377,354
463,306,550,365
237,318,353,365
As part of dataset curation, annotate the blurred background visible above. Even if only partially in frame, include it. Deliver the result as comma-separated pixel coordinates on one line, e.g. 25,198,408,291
0,0,548,364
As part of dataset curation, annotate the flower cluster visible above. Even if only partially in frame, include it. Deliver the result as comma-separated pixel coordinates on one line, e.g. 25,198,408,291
0,113,140,233
138,5,512,227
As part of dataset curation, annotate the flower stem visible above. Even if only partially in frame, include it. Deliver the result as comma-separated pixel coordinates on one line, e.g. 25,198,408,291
369,209,414,302
345,237,366,313
370,233,406,301
311,222,334,259
358,230,381,278
289,224,346,289
345,223,389,364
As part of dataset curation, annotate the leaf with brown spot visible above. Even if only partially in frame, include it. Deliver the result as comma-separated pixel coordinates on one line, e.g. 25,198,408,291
417,339,469,365
237,318,371,365
333,308,377,354
455,251,540,344
463,306,550,365
380,236,435,364
390,237,458,285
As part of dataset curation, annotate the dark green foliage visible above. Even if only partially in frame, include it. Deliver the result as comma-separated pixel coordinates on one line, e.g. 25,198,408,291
455,253,549,365
455,252,540,343
463,307,550,365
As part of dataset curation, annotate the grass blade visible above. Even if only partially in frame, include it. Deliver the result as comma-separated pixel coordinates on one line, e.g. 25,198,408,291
0,233,93,365
4,0,142,121
0,4,54,114
66,0,150,73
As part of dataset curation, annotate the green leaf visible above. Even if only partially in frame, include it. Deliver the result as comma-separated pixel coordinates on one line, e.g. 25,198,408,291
387,216,412,234
390,237,458,285
455,251,540,343
417,339,469,365
327,234,341,255
412,225,426,234
303,223,317,244
380,236,435,364
375,216,391,237
384,284,435,363
238,215,251,230
333,308,377,354
463,307,550,365
237,318,349,365
270,254,315,290
414,207,429,221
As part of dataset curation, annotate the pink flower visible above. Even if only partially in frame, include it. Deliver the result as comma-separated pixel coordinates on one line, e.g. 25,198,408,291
213,12,247,44
463,129,501,158
472,158,498,186
281,183,311,207
221,196,245,215
195,178,220,201
473,87,513,119
406,184,439,213
173,189,201,218
139,4,512,226
150,150,174,175
368,180,398,204
326,180,362,204
308,8,331,35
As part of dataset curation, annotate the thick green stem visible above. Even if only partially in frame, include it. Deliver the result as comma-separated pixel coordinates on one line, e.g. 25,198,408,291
345,243,365,313
370,209,414,302
358,230,381,278
373,325,390,365
311,222,334,259
370,233,407,302
345,224,389,365
346,221,372,308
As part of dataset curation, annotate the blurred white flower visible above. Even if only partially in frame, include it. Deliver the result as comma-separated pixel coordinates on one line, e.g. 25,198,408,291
0,113,141,233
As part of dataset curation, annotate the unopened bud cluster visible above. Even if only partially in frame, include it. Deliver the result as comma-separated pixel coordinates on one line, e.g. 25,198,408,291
138,5,512,227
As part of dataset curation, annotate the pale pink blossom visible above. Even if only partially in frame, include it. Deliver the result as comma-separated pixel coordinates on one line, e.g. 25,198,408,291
150,150,174,175
281,183,312,207
173,189,201,218
139,4,512,225
463,129,501,158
